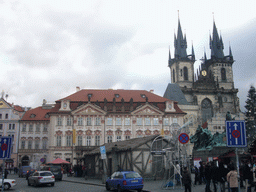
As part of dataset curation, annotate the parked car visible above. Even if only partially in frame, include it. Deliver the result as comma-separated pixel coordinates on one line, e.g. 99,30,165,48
0,178,17,190
27,171,55,187
106,171,143,192
41,165,63,181
25,169,37,180
18,166,31,178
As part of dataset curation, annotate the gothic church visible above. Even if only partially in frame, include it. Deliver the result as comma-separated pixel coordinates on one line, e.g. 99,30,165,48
164,19,244,151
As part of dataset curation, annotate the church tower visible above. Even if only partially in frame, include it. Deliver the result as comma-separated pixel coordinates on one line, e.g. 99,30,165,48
168,18,195,89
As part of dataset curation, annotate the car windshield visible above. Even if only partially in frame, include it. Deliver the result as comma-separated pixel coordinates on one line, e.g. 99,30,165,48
40,172,53,176
125,172,141,179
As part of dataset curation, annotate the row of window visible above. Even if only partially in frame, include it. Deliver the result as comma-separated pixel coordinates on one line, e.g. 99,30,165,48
22,124,48,132
0,113,9,120
56,135,131,147
56,117,175,126
0,123,15,130
21,140,47,150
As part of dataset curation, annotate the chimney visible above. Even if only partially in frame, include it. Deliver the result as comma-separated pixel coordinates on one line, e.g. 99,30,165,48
76,86,80,92
150,89,154,93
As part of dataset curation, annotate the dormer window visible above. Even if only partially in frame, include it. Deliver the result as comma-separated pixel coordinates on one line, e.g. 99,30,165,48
30,114,36,118
45,114,50,118
115,94,120,98
141,94,146,98
88,94,92,98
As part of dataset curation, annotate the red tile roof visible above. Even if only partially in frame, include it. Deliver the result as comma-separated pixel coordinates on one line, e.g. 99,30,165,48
14,105,25,112
58,89,170,103
21,107,51,121
51,89,185,115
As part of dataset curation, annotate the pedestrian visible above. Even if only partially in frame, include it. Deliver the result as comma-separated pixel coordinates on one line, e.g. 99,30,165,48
218,162,228,192
175,162,181,185
199,161,205,185
194,166,200,185
4,169,8,179
182,167,192,192
204,162,212,192
227,165,238,192
211,161,218,192
243,161,253,192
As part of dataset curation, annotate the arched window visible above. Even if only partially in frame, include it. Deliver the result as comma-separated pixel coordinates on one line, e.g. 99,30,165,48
221,68,226,81
184,67,188,80
180,69,183,76
173,69,175,83
201,98,213,124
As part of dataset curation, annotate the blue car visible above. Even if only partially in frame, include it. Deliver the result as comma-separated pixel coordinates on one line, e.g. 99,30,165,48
106,171,143,192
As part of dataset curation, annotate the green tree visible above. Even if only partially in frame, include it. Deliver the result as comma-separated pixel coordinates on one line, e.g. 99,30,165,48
245,85,256,145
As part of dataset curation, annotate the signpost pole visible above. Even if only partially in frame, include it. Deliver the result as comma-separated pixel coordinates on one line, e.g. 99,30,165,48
2,158,5,192
236,148,240,192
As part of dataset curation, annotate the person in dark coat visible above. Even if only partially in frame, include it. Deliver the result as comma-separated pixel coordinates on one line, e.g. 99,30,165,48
218,162,228,192
211,161,218,192
194,166,200,185
205,162,212,192
243,161,252,192
182,167,192,192
199,161,205,184
4,169,8,179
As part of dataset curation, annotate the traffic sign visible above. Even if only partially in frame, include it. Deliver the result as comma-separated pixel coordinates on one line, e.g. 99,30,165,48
100,146,106,159
226,120,247,147
178,133,189,144
0,137,12,159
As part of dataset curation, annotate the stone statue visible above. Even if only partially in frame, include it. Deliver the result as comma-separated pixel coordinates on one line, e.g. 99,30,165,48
226,111,235,120
190,125,214,150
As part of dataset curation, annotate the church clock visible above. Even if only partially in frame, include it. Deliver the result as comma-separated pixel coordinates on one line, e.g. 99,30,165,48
202,70,207,76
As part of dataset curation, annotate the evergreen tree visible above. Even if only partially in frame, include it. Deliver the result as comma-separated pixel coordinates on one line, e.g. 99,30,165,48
245,85,256,145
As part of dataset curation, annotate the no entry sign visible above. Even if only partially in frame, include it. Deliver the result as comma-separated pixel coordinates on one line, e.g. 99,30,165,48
179,133,189,144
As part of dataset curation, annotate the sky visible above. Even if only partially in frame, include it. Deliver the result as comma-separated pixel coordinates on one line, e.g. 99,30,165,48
0,0,255,112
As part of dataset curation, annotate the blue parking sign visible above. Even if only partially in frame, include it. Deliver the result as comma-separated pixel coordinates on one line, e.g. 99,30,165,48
0,137,12,159
226,121,247,147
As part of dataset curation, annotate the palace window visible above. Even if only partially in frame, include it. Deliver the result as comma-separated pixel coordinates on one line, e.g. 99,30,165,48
67,117,72,126
173,69,175,83
96,117,101,126
66,135,72,146
5,114,8,119
145,118,151,126
117,136,122,142
164,118,169,126
107,118,113,126
153,118,159,126
125,135,130,140
42,140,47,149
87,117,92,126
125,118,130,125
0,114,1,119
78,136,82,146
107,136,112,143
56,136,61,146
86,136,91,146
9,124,12,129
29,124,33,132
35,140,40,149
43,124,48,132
116,118,122,126
95,135,100,146
137,118,142,126
57,117,62,126
0,124,2,130
21,141,26,149
22,124,26,132
78,117,83,126
36,124,40,132
12,124,15,130
28,140,32,149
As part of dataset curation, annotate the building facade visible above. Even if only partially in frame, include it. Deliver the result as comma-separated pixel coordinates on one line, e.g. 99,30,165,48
0,97,25,168
164,19,244,154
48,88,186,163
18,101,53,168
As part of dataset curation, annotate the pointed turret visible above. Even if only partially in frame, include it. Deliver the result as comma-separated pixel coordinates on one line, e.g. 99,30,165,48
168,47,171,66
210,21,224,59
191,44,195,61
174,18,187,59
229,45,233,61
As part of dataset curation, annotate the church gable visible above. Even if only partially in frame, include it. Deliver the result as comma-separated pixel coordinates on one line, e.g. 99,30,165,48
0,99,11,109
131,104,164,116
72,103,106,116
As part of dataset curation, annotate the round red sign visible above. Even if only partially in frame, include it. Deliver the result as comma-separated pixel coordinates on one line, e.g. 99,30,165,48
178,133,189,144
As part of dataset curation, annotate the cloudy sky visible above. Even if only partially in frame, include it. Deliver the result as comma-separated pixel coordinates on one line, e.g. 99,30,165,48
0,0,255,112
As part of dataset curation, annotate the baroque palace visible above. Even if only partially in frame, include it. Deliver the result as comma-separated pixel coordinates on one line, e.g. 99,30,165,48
18,88,185,166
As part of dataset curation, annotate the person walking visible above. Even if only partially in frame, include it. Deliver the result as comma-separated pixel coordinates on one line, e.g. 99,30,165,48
4,169,8,179
218,162,228,192
243,161,253,192
211,161,218,192
205,162,212,192
194,166,200,185
227,165,238,192
182,167,192,192
199,161,205,185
